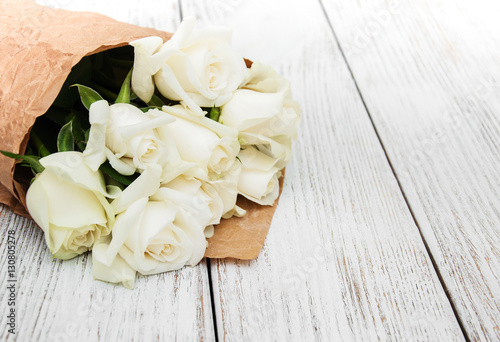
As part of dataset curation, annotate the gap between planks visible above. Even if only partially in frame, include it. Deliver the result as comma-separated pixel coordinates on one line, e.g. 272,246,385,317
316,2,470,340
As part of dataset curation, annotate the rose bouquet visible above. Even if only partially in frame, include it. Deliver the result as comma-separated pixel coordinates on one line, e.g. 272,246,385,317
0,3,300,288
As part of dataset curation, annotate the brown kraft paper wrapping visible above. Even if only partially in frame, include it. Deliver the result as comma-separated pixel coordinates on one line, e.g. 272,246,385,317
0,0,283,259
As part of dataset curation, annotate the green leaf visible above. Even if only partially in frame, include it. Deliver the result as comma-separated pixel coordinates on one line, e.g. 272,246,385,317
209,107,221,122
99,161,139,186
71,115,86,143
0,151,44,174
71,84,104,110
57,121,74,152
147,94,165,107
115,69,133,104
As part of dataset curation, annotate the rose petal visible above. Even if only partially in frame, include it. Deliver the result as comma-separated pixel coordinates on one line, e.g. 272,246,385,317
155,63,205,116
26,173,50,232
238,146,278,171
104,197,148,266
40,152,108,196
238,169,280,206
220,89,286,131
238,132,292,169
130,36,164,103
83,100,109,171
111,164,162,214
163,16,196,49
119,114,174,140
38,171,107,228
93,241,137,289
153,186,213,227
237,147,281,205
105,148,136,176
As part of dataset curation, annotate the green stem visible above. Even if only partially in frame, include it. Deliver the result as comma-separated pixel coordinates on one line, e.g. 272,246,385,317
30,131,50,157
0,151,45,174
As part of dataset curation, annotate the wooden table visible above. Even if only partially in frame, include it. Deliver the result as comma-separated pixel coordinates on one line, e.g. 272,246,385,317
1,0,499,340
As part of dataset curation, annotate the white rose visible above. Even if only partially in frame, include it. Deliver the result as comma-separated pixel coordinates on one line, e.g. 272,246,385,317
87,100,191,182
26,152,114,260
161,175,220,227
237,146,281,206
161,169,244,227
92,165,163,289
220,62,301,168
94,190,207,277
92,243,136,289
161,105,240,180
133,17,247,116
104,103,171,173
208,162,246,219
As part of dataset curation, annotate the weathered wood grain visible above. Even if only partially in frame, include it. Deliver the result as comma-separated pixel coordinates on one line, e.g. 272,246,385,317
321,0,500,340
2,1,215,341
36,0,181,33
182,0,465,340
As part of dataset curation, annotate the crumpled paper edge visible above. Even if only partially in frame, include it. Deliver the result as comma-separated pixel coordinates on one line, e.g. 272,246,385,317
204,174,284,259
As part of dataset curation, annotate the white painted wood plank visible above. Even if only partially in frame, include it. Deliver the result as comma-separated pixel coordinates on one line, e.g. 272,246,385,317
321,0,500,340
36,0,181,32
182,1,465,340
2,1,215,341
